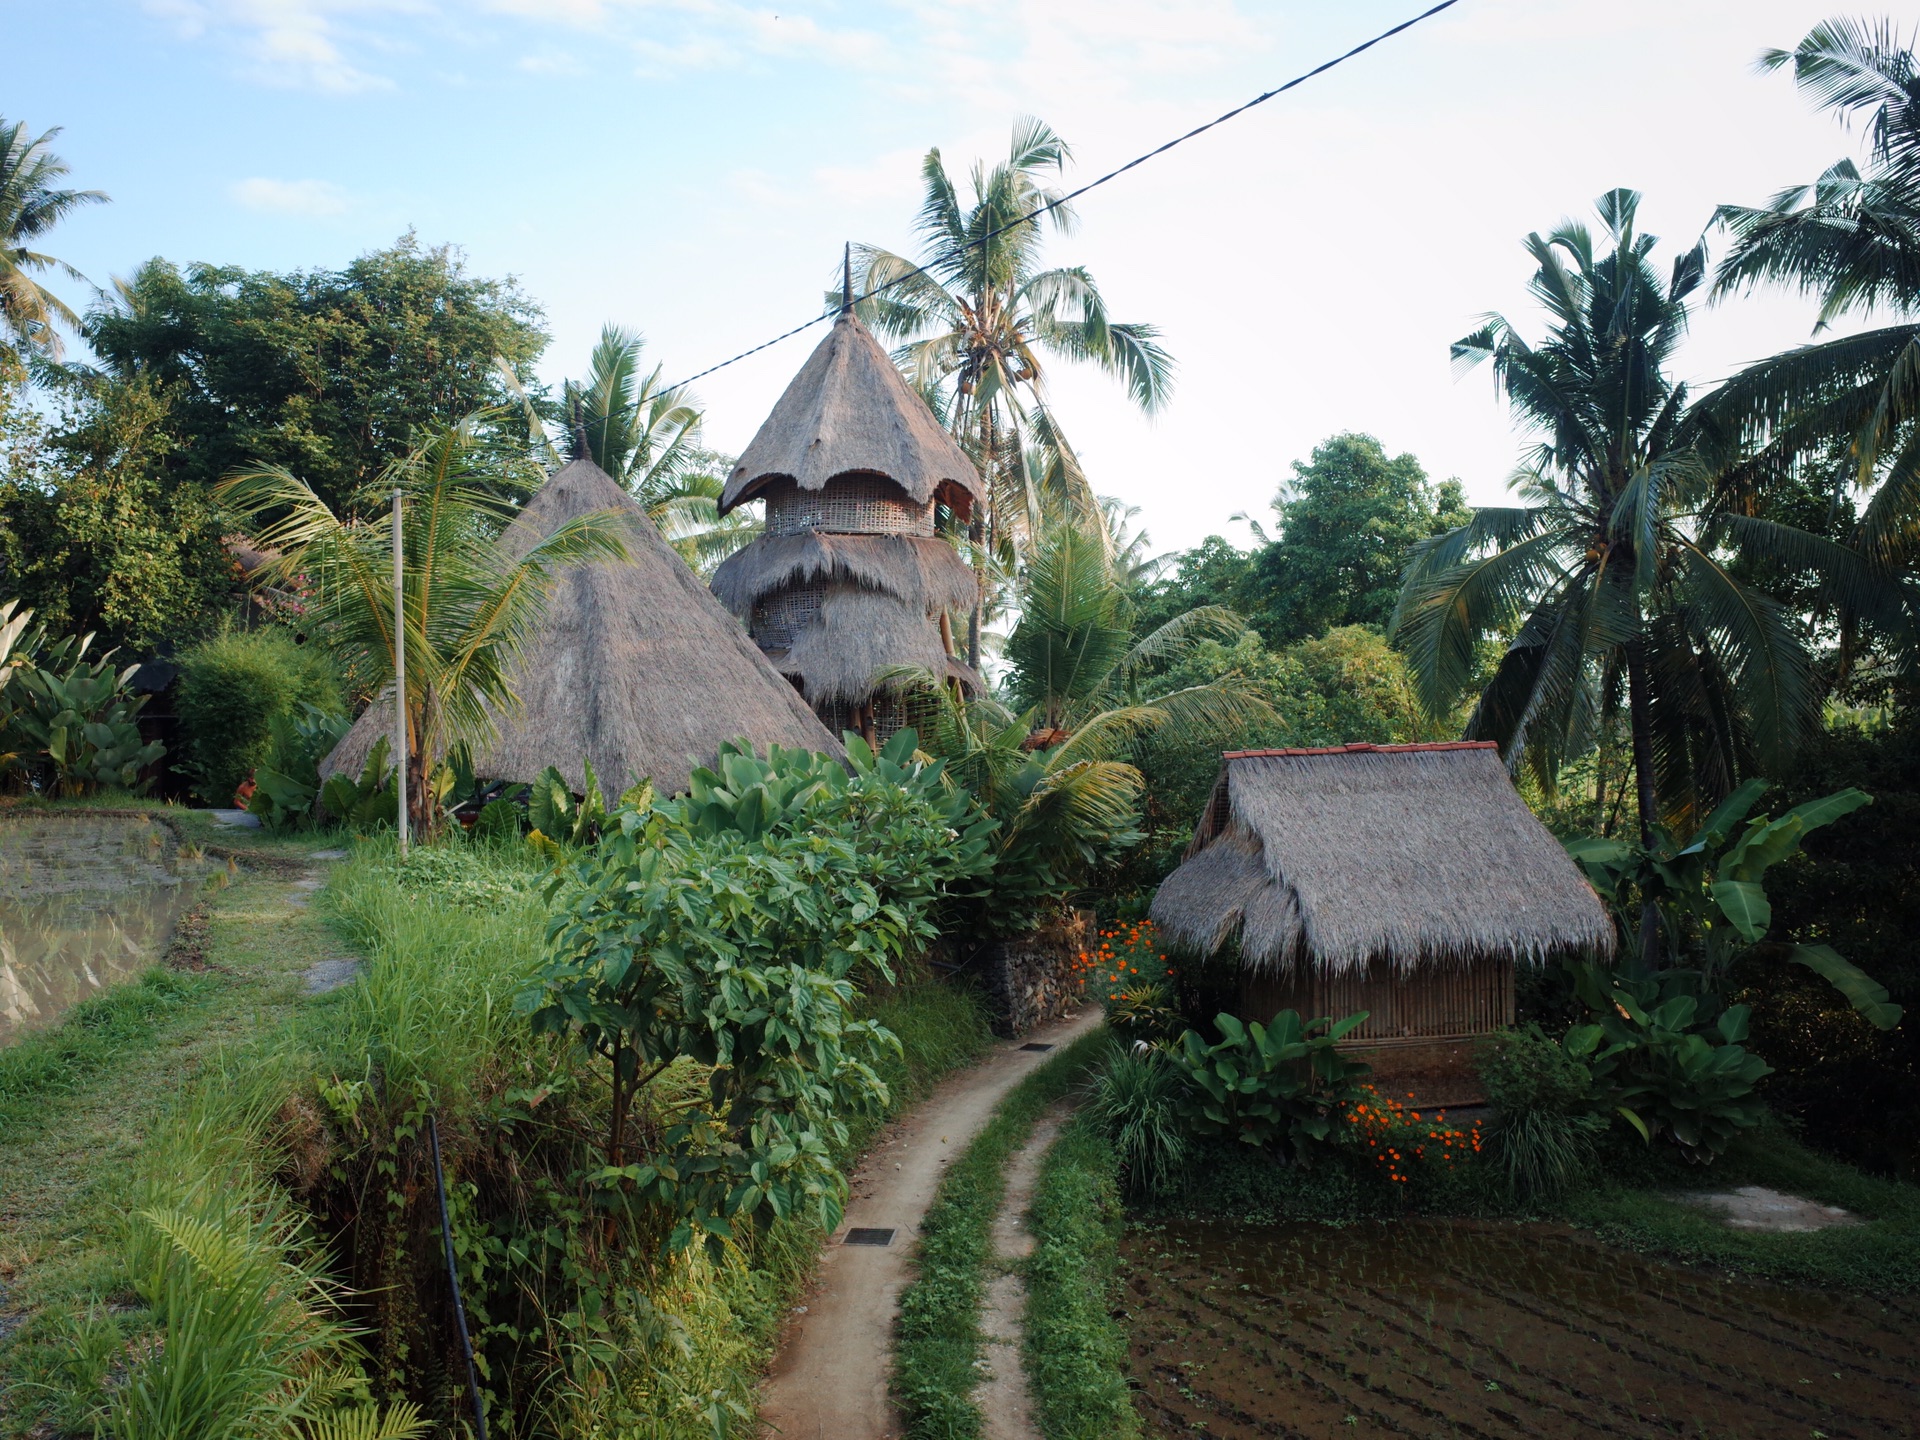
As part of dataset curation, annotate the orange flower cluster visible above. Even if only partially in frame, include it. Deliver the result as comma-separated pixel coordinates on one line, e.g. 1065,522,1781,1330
1342,1084,1482,1185
1074,919,1172,1003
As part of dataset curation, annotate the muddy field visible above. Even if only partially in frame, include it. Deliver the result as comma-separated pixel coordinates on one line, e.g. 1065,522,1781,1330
1121,1219,1917,1439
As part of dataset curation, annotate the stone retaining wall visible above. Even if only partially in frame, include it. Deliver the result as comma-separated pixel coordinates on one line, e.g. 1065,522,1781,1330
982,910,1089,1037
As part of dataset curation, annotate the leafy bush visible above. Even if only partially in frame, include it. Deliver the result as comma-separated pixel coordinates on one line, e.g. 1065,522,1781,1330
1086,1041,1188,1197
1568,970,1772,1161
317,735,397,830
10,632,164,794
175,627,340,804
246,703,350,831
1165,1010,1371,1161
1337,1084,1485,1188
520,731,993,1251
1476,1024,1604,1200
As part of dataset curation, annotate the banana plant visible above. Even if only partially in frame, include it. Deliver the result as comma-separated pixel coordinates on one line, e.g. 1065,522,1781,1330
1565,781,1901,1030
248,704,352,832
526,759,652,857
11,630,164,794
0,599,36,780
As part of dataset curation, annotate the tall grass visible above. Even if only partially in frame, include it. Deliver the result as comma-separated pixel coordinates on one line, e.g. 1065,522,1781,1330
1083,1042,1187,1199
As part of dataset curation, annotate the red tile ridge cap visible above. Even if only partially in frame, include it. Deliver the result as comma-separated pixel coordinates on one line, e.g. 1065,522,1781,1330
1221,741,1500,759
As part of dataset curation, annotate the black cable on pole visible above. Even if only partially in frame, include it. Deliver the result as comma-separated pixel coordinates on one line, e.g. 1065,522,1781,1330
660,0,1463,395
430,1113,491,1440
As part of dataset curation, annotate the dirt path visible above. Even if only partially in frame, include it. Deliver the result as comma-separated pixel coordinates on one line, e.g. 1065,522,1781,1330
977,1101,1070,1440
757,1006,1101,1440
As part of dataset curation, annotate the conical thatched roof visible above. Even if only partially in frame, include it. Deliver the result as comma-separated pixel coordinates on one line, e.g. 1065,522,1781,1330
1150,743,1615,975
321,458,842,797
720,311,983,516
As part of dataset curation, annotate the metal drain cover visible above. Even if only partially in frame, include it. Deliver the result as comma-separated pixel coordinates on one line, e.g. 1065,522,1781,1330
843,1228,895,1246
1019,1042,1055,1052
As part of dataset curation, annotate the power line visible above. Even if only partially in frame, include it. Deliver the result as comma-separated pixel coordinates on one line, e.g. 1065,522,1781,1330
663,0,1464,395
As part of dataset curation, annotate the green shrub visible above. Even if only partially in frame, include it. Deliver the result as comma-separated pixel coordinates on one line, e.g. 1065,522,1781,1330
1086,1042,1188,1197
175,628,341,803
246,704,350,831
1476,1024,1604,1201
1165,1010,1371,1160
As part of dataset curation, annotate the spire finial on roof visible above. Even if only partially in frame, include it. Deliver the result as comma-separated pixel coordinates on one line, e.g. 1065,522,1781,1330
841,242,853,315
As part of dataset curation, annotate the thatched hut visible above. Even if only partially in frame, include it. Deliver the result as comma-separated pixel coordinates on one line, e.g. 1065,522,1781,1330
322,457,841,798
1150,742,1615,1105
710,308,984,740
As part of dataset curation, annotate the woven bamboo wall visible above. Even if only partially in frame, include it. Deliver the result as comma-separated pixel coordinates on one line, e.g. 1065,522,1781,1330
765,476,935,537
1241,957,1514,1041
749,583,824,650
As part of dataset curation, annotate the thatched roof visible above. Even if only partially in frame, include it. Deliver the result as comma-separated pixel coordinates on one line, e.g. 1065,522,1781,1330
720,311,983,517
710,531,976,616
321,458,841,796
766,586,961,704
1150,743,1615,975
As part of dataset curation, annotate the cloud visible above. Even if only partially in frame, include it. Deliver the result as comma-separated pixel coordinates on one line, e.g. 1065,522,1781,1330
142,0,422,92
230,176,355,216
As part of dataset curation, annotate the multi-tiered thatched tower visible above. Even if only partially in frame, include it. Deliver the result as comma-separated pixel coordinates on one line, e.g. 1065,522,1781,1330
711,306,985,741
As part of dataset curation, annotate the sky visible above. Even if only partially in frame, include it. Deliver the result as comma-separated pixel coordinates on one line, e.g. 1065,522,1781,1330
4,0,1885,555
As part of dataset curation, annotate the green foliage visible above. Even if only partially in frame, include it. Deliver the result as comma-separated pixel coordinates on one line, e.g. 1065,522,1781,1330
1566,779,1900,1027
1102,982,1183,1046
1165,1010,1371,1160
892,1031,1107,1440
520,732,992,1252
9,627,163,794
1566,970,1772,1160
0,372,234,651
86,238,548,515
1086,1042,1188,1198
0,116,107,368
1023,1112,1141,1440
175,626,342,805
1246,433,1469,645
317,734,397,830
248,704,352,831
524,759,644,854
1476,1025,1604,1201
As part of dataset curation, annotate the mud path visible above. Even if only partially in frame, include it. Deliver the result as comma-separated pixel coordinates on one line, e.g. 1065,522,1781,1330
978,1102,1070,1440
757,1007,1100,1440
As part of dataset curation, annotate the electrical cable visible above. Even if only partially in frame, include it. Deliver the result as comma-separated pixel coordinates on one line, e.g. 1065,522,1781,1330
658,0,1463,395
430,1113,491,1440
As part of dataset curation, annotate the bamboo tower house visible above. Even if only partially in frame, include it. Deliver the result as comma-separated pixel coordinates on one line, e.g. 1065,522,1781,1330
1150,742,1615,1104
710,304,985,741
322,456,842,798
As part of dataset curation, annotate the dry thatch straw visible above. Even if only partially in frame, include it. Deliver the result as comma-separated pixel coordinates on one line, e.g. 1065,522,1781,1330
771,587,956,703
322,458,841,796
709,531,976,615
719,311,983,516
1150,743,1615,975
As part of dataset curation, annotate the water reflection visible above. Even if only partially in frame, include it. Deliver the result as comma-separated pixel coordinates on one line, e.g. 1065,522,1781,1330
0,814,218,1047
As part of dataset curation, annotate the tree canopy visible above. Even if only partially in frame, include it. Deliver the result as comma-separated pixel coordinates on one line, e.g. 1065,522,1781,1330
85,236,548,515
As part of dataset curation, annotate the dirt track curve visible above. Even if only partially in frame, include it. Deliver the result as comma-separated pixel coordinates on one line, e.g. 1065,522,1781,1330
756,1005,1101,1440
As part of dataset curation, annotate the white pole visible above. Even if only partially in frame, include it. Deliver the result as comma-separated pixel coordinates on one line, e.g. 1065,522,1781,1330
393,488,409,858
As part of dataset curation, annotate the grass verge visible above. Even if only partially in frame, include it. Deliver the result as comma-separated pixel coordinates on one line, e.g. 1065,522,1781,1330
1024,1111,1141,1440
893,1028,1108,1440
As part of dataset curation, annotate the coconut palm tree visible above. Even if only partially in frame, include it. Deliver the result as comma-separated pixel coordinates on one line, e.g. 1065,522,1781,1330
0,117,106,371
1706,19,1920,576
218,412,627,834
843,118,1174,665
1395,189,1852,857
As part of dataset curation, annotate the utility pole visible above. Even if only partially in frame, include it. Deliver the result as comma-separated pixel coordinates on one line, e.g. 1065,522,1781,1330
393,488,409,858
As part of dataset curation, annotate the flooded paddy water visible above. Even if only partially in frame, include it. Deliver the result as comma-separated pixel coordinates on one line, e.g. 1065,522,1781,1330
0,813,219,1046
1122,1218,1917,1439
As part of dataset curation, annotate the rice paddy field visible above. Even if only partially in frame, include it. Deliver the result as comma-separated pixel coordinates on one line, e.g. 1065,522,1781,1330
1120,1219,1918,1439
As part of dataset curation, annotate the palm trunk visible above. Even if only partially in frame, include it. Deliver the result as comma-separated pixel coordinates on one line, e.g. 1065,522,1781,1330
1623,641,1662,973
968,403,997,672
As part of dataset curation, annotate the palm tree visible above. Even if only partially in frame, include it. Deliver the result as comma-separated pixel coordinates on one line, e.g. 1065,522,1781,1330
1394,190,1848,860
218,413,627,834
1706,19,1920,579
844,118,1174,665
500,326,753,571
0,118,106,371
